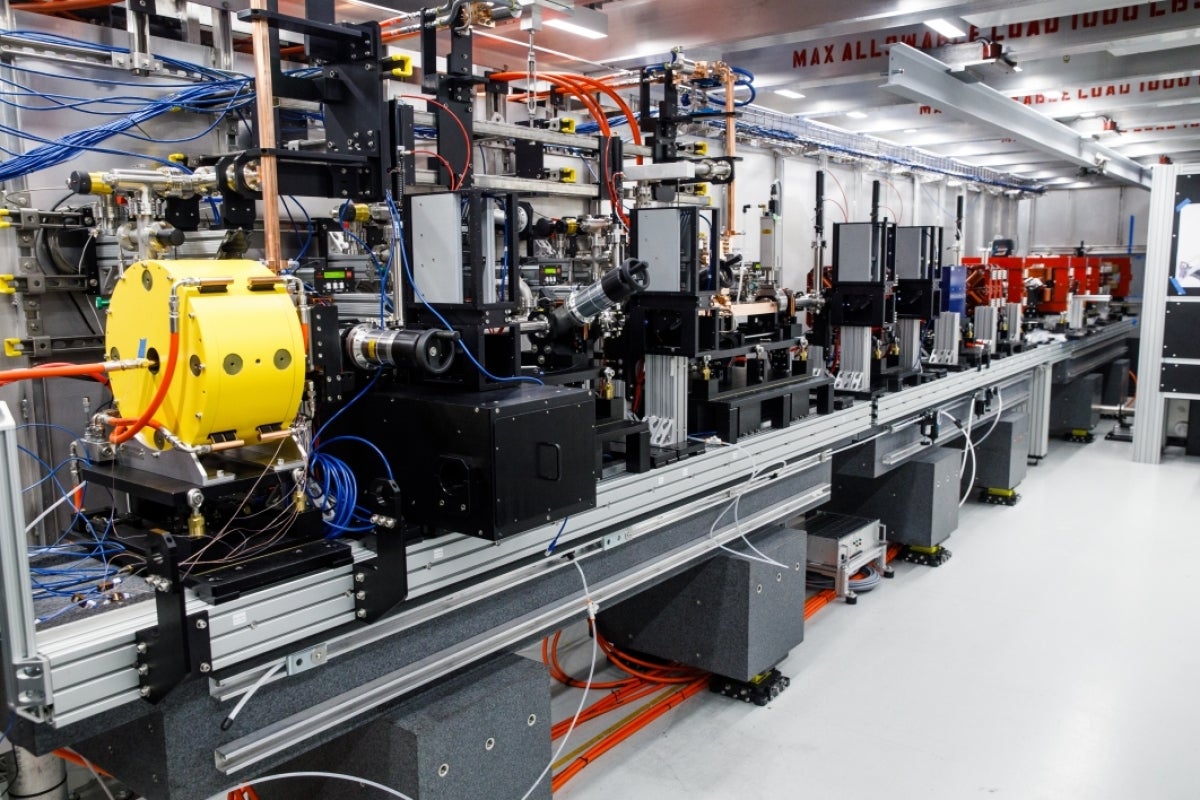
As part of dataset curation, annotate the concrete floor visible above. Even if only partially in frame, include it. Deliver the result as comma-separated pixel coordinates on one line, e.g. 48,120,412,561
548,435,1200,800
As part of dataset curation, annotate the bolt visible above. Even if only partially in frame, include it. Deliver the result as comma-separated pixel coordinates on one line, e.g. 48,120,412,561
195,619,208,630
355,590,366,601
356,609,367,619
137,664,150,676
199,662,211,673
355,572,365,583
140,686,152,698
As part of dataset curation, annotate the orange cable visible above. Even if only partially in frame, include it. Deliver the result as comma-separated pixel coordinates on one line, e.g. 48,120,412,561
53,749,112,778
399,94,472,189
108,331,179,445
551,676,709,792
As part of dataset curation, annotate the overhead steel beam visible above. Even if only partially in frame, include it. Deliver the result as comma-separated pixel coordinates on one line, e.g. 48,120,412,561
884,44,1151,188
734,2,1200,89
1089,102,1200,127
986,47,1200,93
968,151,1068,168
1104,125,1200,148
1113,137,1200,159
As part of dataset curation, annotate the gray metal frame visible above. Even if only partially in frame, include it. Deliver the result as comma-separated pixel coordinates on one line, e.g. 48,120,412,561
1134,163,1200,463
0,402,52,722
0,319,1133,742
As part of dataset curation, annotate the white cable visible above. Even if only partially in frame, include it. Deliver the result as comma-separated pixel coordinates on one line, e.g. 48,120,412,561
61,748,116,800
960,436,977,507
24,481,85,534
216,771,415,800
695,437,793,569
519,558,598,800
221,660,285,731
958,396,976,479
829,429,887,457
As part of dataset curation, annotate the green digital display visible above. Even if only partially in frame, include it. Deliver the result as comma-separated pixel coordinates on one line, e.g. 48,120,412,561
322,270,347,279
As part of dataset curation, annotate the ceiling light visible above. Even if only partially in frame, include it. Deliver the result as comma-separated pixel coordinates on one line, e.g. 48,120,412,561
925,18,966,38
544,6,608,39
775,89,805,99
903,128,918,133
1079,111,1096,118
846,110,868,119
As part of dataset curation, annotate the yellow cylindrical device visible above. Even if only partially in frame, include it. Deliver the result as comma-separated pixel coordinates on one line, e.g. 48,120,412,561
105,259,306,449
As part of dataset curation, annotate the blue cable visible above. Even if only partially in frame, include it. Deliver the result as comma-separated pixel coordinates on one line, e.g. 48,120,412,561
284,195,314,259
314,369,382,443
17,445,122,602
318,436,394,481
544,516,569,555
385,192,544,387
206,197,222,226
22,455,85,494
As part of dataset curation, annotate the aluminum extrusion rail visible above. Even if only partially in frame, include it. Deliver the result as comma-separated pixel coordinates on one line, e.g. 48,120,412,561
213,476,829,774
874,320,1132,426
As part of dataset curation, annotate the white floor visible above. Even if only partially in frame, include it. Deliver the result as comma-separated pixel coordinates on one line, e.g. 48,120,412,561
547,435,1200,800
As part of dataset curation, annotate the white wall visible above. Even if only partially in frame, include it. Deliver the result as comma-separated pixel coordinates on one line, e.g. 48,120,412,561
713,148,1019,291
1018,186,1150,254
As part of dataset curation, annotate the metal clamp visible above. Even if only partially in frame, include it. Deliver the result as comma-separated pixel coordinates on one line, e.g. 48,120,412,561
11,656,53,717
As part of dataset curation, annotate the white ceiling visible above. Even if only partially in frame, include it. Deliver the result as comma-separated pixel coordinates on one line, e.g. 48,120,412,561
341,0,1200,188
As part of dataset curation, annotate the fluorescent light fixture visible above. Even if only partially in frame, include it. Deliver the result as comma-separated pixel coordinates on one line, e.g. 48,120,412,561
903,128,918,133
775,89,805,99
344,0,410,14
925,18,966,38
544,6,608,39
1079,111,1096,118
846,110,868,119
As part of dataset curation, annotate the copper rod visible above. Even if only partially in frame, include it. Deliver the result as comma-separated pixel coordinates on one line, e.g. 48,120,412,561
250,0,282,273
722,66,737,254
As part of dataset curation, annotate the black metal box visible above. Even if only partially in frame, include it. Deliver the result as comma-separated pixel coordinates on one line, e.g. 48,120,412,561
1050,373,1102,434
360,385,596,539
597,525,806,682
829,445,960,548
972,411,1029,491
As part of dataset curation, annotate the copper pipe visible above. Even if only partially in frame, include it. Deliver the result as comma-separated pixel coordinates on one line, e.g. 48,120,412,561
722,67,737,253
250,0,282,272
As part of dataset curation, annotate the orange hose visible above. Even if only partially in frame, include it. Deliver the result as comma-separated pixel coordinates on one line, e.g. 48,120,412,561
551,676,709,791
53,749,112,778
12,0,122,12
0,362,113,383
412,149,459,191
543,73,644,161
489,73,629,220
109,332,179,445
551,680,664,740
399,94,472,189
488,73,610,138
551,541,908,790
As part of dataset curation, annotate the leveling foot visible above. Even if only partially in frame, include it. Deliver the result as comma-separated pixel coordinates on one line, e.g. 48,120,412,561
710,668,790,707
980,487,1020,506
901,545,952,567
